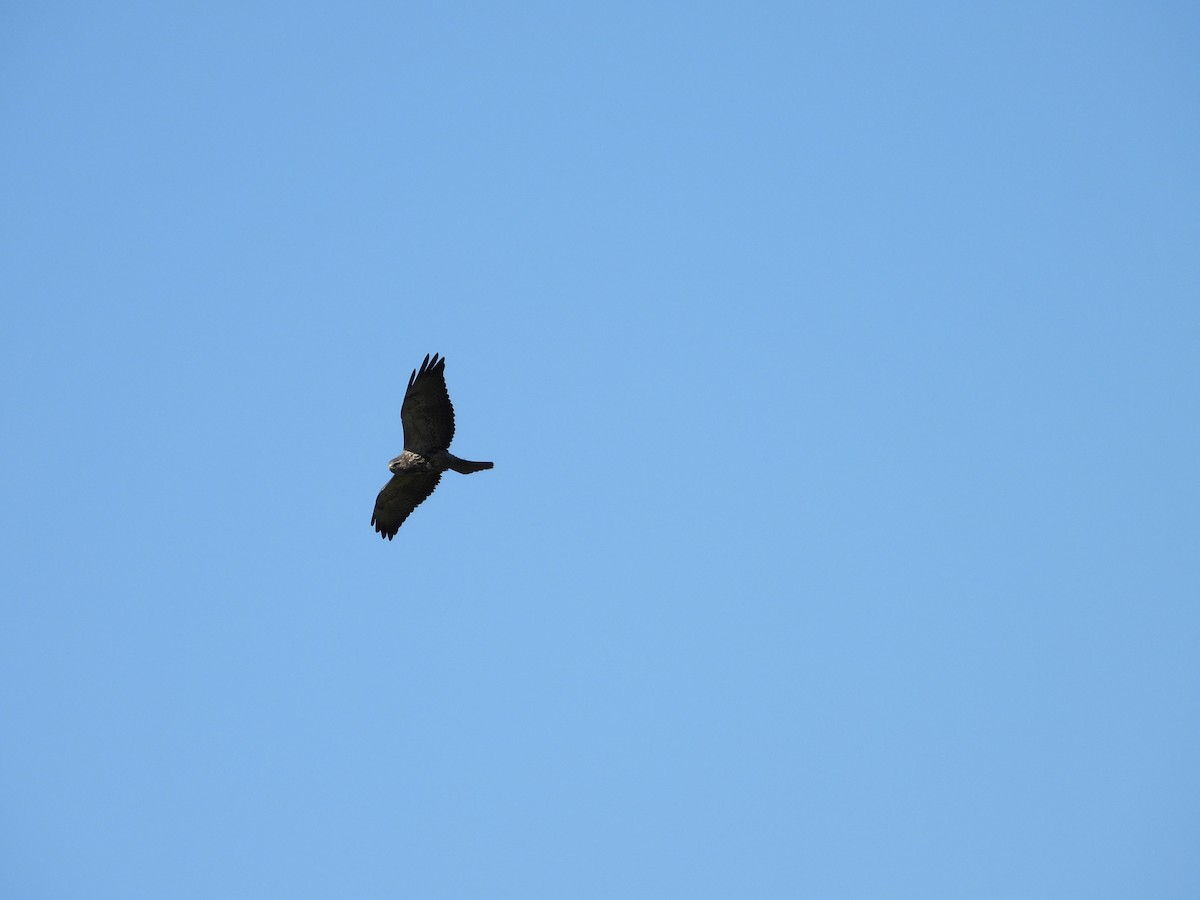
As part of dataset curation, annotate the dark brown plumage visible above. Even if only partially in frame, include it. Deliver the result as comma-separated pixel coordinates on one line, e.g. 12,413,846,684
371,353,493,540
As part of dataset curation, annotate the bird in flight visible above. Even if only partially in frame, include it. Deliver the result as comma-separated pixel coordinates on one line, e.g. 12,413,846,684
371,353,493,540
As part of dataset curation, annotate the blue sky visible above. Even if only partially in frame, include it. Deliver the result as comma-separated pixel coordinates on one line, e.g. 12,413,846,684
3,2,1198,897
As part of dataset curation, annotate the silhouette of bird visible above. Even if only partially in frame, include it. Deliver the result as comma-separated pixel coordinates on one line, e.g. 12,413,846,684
371,353,493,540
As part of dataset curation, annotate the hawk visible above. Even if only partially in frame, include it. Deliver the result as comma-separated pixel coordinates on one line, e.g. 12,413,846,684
371,353,493,540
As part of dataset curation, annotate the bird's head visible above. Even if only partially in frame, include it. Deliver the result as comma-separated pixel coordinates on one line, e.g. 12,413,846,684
387,455,406,474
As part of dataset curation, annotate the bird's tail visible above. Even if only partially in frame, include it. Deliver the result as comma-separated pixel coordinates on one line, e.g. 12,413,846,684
446,454,494,475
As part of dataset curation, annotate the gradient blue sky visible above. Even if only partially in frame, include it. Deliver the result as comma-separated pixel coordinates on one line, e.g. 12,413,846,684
3,3,1199,898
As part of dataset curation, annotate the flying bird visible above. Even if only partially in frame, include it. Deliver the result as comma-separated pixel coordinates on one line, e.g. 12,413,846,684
371,353,493,540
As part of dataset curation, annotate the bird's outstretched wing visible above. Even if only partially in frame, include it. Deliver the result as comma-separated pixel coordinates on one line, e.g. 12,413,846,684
371,471,442,540
401,353,455,454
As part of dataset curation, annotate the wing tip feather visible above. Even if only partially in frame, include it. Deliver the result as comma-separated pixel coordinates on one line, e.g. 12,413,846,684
409,352,446,389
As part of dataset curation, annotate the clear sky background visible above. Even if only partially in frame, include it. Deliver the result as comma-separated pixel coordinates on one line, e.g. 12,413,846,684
3,3,1198,898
